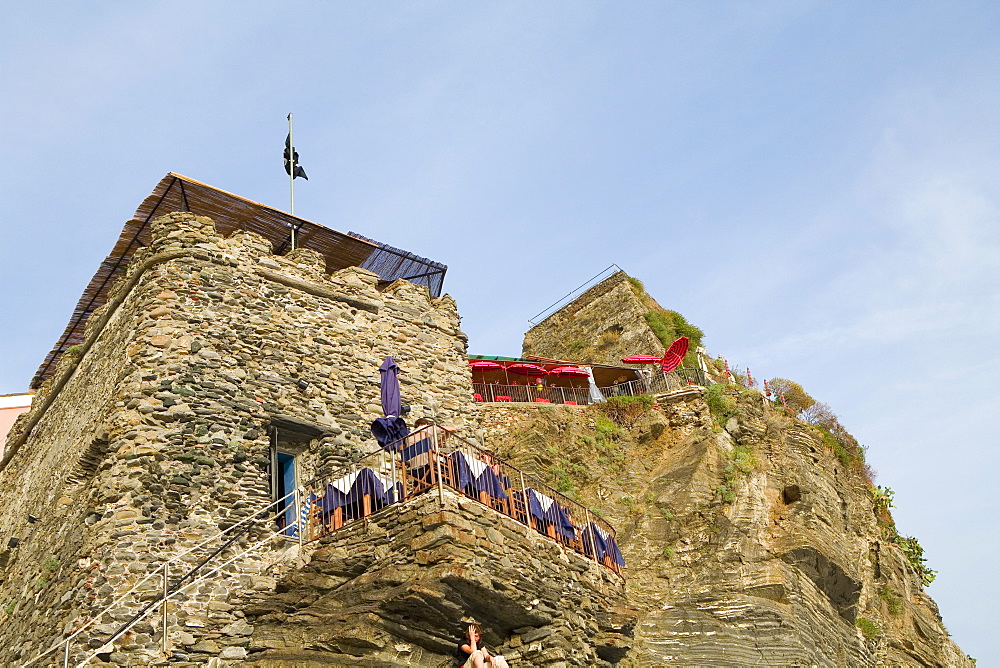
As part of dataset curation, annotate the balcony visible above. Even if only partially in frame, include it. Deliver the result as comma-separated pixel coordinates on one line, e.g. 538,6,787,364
286,425,625,576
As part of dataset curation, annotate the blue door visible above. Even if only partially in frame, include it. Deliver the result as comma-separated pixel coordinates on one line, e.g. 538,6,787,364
277,452,297,535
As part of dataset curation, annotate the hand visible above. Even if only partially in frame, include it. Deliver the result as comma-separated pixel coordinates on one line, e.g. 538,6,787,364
467,624,476,641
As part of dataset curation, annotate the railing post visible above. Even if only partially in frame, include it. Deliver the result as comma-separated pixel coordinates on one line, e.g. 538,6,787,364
63,639,69,667
433,427,444,506
296,488,303,552
390,449,398,504
161,562,169,654
584,509,599,564
518,471,528,527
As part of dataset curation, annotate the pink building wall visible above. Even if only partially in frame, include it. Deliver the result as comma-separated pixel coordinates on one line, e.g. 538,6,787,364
0,394,33,458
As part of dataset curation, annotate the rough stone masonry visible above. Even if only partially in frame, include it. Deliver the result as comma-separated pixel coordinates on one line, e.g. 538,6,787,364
0,212,507,665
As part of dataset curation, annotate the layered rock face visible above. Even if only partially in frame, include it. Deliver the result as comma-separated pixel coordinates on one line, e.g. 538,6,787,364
523,271,664,365
481,386,971,665
241,490,633,667
0,212,479,665
511,273,970,665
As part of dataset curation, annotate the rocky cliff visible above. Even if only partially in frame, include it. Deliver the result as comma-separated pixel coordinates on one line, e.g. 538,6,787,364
508,269,970,666
482,394,971,666
522,271,704,370
522,271,664,365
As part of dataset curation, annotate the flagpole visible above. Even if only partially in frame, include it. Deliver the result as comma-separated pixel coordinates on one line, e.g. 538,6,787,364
287,112,296,250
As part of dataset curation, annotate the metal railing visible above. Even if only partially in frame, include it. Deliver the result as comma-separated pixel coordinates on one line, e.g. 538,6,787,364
297,425,625,577
527,264,621,326
472,368,708,405
472,383,590,405
24,494,296,667
602,367,708,398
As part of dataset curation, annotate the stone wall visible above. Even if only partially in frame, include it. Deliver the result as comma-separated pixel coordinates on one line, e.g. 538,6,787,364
522,271,663,365
242,489,634,667
0,212,479,665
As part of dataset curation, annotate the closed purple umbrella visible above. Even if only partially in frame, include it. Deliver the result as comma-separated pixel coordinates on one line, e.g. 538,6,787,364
372,356,409,448
380,356,402,417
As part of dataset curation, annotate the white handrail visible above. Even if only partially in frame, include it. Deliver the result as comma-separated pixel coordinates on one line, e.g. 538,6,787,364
23,489,298,667
76,520,293,667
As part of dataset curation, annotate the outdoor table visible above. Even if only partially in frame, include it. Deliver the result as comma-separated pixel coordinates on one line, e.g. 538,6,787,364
319,468,401,529
582,521,625,568
515,488,576,542
448,451,509,505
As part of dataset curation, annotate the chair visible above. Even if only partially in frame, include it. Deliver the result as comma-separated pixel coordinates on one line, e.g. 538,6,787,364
534,398,550,403
564,400,577,405
473,393,483,402
496,395,512,402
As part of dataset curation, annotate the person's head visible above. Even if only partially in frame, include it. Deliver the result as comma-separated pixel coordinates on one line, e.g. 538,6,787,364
466,622,482,641
415,417,433,428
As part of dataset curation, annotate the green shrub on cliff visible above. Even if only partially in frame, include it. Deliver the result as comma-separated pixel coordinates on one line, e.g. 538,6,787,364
879,585,903,616
715,445,758,504
871,486,895,510
856,616,881,638
704,384,740,427
869,491,936,587
595,417,620,440
626,275,704,365
732,445,758,474
643,310,704,367
548,458,583,497
895,535,937,586
598,394,654,428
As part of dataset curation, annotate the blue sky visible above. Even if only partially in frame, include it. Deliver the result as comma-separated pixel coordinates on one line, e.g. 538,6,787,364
2,2,997,661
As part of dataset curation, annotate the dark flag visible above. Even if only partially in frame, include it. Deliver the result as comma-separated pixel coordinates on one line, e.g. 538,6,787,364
284,134,308,180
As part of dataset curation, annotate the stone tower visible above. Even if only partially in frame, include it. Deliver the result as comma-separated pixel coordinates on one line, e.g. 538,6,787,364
0,210,481,663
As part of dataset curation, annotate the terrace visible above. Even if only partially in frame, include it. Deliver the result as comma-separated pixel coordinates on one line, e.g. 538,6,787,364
468,355,708,405
286,424,625,576
31,173,447,390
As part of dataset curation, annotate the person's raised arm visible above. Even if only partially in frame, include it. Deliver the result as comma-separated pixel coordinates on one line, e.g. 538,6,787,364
461,624,478,655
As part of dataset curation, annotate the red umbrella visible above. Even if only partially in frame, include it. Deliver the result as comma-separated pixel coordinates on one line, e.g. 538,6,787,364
661,336,690,373
469,360,503,371
506,363,548,377
621,354,660,365
549,366,590,378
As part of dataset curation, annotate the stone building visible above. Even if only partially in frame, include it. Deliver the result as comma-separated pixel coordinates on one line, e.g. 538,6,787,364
0,176,630,666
